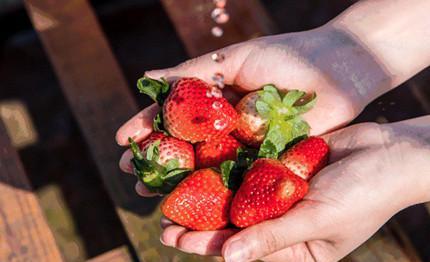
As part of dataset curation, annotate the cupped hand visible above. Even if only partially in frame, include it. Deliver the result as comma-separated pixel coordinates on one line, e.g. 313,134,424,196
117,25,383,193
156,119,430,261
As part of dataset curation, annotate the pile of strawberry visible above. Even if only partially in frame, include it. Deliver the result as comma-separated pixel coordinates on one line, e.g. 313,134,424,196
129,77,329,230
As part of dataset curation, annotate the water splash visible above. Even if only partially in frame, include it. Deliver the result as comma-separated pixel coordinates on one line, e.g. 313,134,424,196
214,119,227,130
211,8,229,24
211,26,224,37
213,0,226,8
211,53,225,63
212,73,225,89
212,101,223,110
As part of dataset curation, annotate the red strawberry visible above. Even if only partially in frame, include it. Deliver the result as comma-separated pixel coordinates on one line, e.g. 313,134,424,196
195,135,242,168
230,158,308,228
232,85,316,159
129,132,195,194
161,168,233,230
137,77,238,143
279,137,329,180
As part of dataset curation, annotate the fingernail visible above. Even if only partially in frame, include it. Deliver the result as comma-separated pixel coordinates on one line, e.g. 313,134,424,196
160,236,168,246
224,240,248,262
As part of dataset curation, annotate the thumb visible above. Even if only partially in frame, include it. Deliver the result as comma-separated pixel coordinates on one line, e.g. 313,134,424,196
222,204,323,262
145,42,251,86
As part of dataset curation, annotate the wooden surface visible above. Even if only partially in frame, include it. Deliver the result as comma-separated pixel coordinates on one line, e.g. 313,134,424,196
160,0,276,57
87,246,132,262
0,121,63,261
23,0,216,260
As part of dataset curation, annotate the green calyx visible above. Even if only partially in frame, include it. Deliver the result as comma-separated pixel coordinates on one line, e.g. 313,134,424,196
137,77,170,105
128,137,190,194
137,76,170,134
257,85,316,159
220,147,258,191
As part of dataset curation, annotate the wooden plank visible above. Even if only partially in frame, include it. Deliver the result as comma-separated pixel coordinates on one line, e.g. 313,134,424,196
160,0,277,57
23,0,216,261
343,225,419,262
87,246,132,262
0,121,63,261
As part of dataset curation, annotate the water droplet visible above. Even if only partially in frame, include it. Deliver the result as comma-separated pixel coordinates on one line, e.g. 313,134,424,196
211,8,229,24
213,0,226,8
211,53,225,63
206,89,213,98
389,101,396,106
214,119,227,130
212,101,223,110
211,87,223,98
211,26,224,37
212,73,225,89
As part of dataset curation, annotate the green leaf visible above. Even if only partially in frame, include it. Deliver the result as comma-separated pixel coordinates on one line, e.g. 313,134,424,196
153,111,165,132
220,160,236,188
143,172,164,188
137,77,170,105
165,159,180,172
129,137,144,161
145,140,160,161
236,147,258,168
262,84,279,95
255,100,271,118
282,90,305,107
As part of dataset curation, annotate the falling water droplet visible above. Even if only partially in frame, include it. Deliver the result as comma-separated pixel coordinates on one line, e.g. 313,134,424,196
211,53,225,63
211,26,224,37
211,8,230,24
211,87,223,98
212,73,225,89
212,101,223,110
214,119,227,130
213,0,226,8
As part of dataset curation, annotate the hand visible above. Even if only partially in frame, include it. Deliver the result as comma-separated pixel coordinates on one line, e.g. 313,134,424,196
116,24,386,192
157,118,430,261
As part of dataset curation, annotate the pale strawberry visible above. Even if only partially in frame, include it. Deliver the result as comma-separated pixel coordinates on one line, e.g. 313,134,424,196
233,85,316,159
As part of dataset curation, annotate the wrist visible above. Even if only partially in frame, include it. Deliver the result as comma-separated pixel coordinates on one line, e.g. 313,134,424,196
315,24,390,110
382,116,430,205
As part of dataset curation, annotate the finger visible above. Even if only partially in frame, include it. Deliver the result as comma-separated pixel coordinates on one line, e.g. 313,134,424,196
116,103,160,146
261,242,315,262
135,181,160,197
222,205,323,262
145,43,251,87
321,122,385,162
176,229,238,256
160,225,188,247
119,149,133,174
160,216,174,229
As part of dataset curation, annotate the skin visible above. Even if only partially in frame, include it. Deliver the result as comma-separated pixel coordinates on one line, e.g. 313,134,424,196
116,0,430,261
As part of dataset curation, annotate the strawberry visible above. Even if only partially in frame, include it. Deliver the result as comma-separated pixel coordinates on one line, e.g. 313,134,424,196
129,132,195,194
230,158,308,228
233,85,316,159
161,168,233,230
137,77,238,143
195,135,243,168
279,137,329,180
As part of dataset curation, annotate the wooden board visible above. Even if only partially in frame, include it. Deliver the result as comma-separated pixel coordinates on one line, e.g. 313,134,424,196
160,0,277,57
87,246,132,262
0,121,63,261
23,0,217,261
